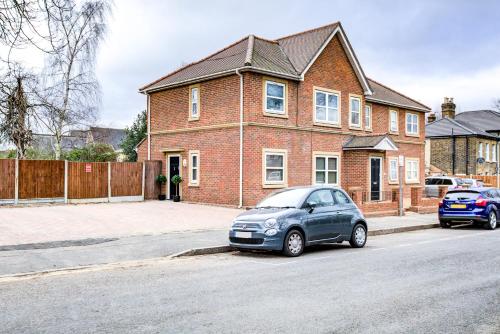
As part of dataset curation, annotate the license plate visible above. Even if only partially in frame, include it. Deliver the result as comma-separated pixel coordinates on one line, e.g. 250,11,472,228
451,204,466,209
235,231,252,238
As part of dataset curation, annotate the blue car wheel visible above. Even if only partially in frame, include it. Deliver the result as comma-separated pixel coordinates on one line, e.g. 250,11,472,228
485,211,497,230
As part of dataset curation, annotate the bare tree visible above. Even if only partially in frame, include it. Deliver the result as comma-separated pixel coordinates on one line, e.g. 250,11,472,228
36,0,111,159
0,64,38,158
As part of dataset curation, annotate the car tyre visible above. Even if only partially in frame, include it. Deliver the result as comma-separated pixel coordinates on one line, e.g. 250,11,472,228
485,211,497,230
282,229,304,257
439,219,451,228
349,224,367,248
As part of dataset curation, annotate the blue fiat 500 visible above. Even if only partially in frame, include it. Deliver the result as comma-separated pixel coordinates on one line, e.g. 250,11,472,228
439,188,500,230
228,186,367,257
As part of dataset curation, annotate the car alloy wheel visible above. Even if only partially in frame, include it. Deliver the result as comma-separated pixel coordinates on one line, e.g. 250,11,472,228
350,224,367,248
283,230,304,257
486,211,497,230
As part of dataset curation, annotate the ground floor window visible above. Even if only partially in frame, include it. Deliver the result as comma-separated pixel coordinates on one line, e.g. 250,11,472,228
262,149,287,187
313,154,339,185
389,157,398,182
405,158,419,183
188,150,199,186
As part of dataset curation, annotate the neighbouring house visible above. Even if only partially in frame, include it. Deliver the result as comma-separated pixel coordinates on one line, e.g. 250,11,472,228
32,126,127,160
426,98,500,176
137,22,431,209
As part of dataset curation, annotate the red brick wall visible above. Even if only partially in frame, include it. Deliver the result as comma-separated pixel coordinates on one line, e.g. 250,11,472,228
137,139,147,162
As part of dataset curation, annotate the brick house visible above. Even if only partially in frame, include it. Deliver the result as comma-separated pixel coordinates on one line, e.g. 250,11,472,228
137,22,430,209
426,98,500,176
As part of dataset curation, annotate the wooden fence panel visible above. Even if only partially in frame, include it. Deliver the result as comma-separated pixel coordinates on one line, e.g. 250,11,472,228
18,160,64,199
68,162,108,199
0,159,15,199
111,162,143,197
144,160,162,200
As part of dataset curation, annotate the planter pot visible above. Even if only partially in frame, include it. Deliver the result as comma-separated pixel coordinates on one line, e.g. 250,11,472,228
158,194,166,201
173,195,181,202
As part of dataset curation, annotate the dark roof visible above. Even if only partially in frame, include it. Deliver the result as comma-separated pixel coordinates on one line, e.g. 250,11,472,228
89,127,126,151
32,134,87,152
425,117,498,139
343,134,397,150
140,22,429,112
454,110,500,132
366,79,430,112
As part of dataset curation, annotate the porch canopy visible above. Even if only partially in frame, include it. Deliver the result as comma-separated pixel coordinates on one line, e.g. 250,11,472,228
342,135,398,151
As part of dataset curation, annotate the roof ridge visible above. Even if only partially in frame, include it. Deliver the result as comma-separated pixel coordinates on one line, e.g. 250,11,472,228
276,21,340,41
367,77,431,110
244,35,255,66
253,35,279,44
139,35,249,91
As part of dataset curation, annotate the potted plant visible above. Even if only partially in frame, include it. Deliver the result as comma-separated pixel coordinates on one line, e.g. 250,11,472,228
171,175,183,202
156,174,167,200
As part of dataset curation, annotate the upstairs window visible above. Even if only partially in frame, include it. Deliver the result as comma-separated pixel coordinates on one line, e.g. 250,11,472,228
364,105,372,130
189,85,200,120
486,143,490,161
349,95,361,128
389,110,398,132
314,89,339,125
493,144,497,162
264,80,286,115
479,143,484,158
406,113,419,135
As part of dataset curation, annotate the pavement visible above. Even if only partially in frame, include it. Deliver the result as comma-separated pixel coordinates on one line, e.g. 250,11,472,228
1,227,499,333
0,202,438,276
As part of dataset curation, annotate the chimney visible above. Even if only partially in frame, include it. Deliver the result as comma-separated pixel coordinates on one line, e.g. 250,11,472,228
441,97,456,119
427,113,437,123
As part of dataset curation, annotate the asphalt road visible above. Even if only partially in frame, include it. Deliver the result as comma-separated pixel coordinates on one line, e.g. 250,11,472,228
1,227,499,334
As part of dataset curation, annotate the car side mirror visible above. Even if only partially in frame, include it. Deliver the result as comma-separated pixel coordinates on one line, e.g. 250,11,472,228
305,202,317,213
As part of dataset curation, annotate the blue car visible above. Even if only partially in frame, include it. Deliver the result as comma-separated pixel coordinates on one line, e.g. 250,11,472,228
229,186,367,257
439,188,500,230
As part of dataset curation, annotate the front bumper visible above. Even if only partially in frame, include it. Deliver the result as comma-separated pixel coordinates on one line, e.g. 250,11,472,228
228,229,284,251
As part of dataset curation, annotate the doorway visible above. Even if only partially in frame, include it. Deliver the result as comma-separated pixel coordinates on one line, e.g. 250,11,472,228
370,157,382,201
167,155,180,199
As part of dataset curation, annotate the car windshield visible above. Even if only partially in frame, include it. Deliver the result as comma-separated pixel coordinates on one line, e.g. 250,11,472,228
256,188,311,208
445,191,481,200
462,179,473,185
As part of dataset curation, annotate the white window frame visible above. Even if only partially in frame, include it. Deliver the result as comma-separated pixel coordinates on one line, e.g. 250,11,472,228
492,144,497,162
405,112,419,136
389,109,398,133
312,152,340,186
479,143,484,158
405,158,420,184
364,104,372,130
349,95,362,128
485,143,490,162
389,157,398,183
264,80,286,115
262,149,287,188
313,88,340,126
189,84,200,120
188,150,200,186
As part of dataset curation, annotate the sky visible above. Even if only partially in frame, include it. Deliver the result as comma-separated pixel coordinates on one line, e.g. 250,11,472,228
8,0,500,129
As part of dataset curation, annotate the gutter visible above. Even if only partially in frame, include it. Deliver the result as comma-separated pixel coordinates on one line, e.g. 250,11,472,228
236,69,244,208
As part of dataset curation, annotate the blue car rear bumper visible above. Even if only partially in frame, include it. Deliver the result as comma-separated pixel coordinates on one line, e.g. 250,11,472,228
438,208,489,222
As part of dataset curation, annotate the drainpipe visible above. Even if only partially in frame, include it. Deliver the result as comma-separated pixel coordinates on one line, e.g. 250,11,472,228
147,94,151,160
236,69,244,208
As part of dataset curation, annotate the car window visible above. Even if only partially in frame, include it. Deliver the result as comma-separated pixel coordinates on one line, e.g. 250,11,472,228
333,190,351,204
445,192,481,200
425,178,434,185
306,189,334,207
455,178,464,185
442,179,453,185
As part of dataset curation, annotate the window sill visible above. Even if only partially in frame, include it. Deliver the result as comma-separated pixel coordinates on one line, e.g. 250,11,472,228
188,183,199,187
349,125,363,131
262,183,287,189
188,117,200,122
313,122,341,128
405,180,420,185
389,131,399,135
405,133,420,138
388,180,399,185
263,111,288,119
365,128,373,132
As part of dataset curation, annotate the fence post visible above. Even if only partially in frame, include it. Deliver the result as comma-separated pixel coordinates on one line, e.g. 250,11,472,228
64,160,68,204
107,162,111,201
142,161,146,200
14,158,19,205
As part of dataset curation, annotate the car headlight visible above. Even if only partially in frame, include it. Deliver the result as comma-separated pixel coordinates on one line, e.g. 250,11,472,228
265,229,278,236
264,218,278,228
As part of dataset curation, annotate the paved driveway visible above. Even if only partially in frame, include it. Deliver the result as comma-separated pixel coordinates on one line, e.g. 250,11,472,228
0,201,243,246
